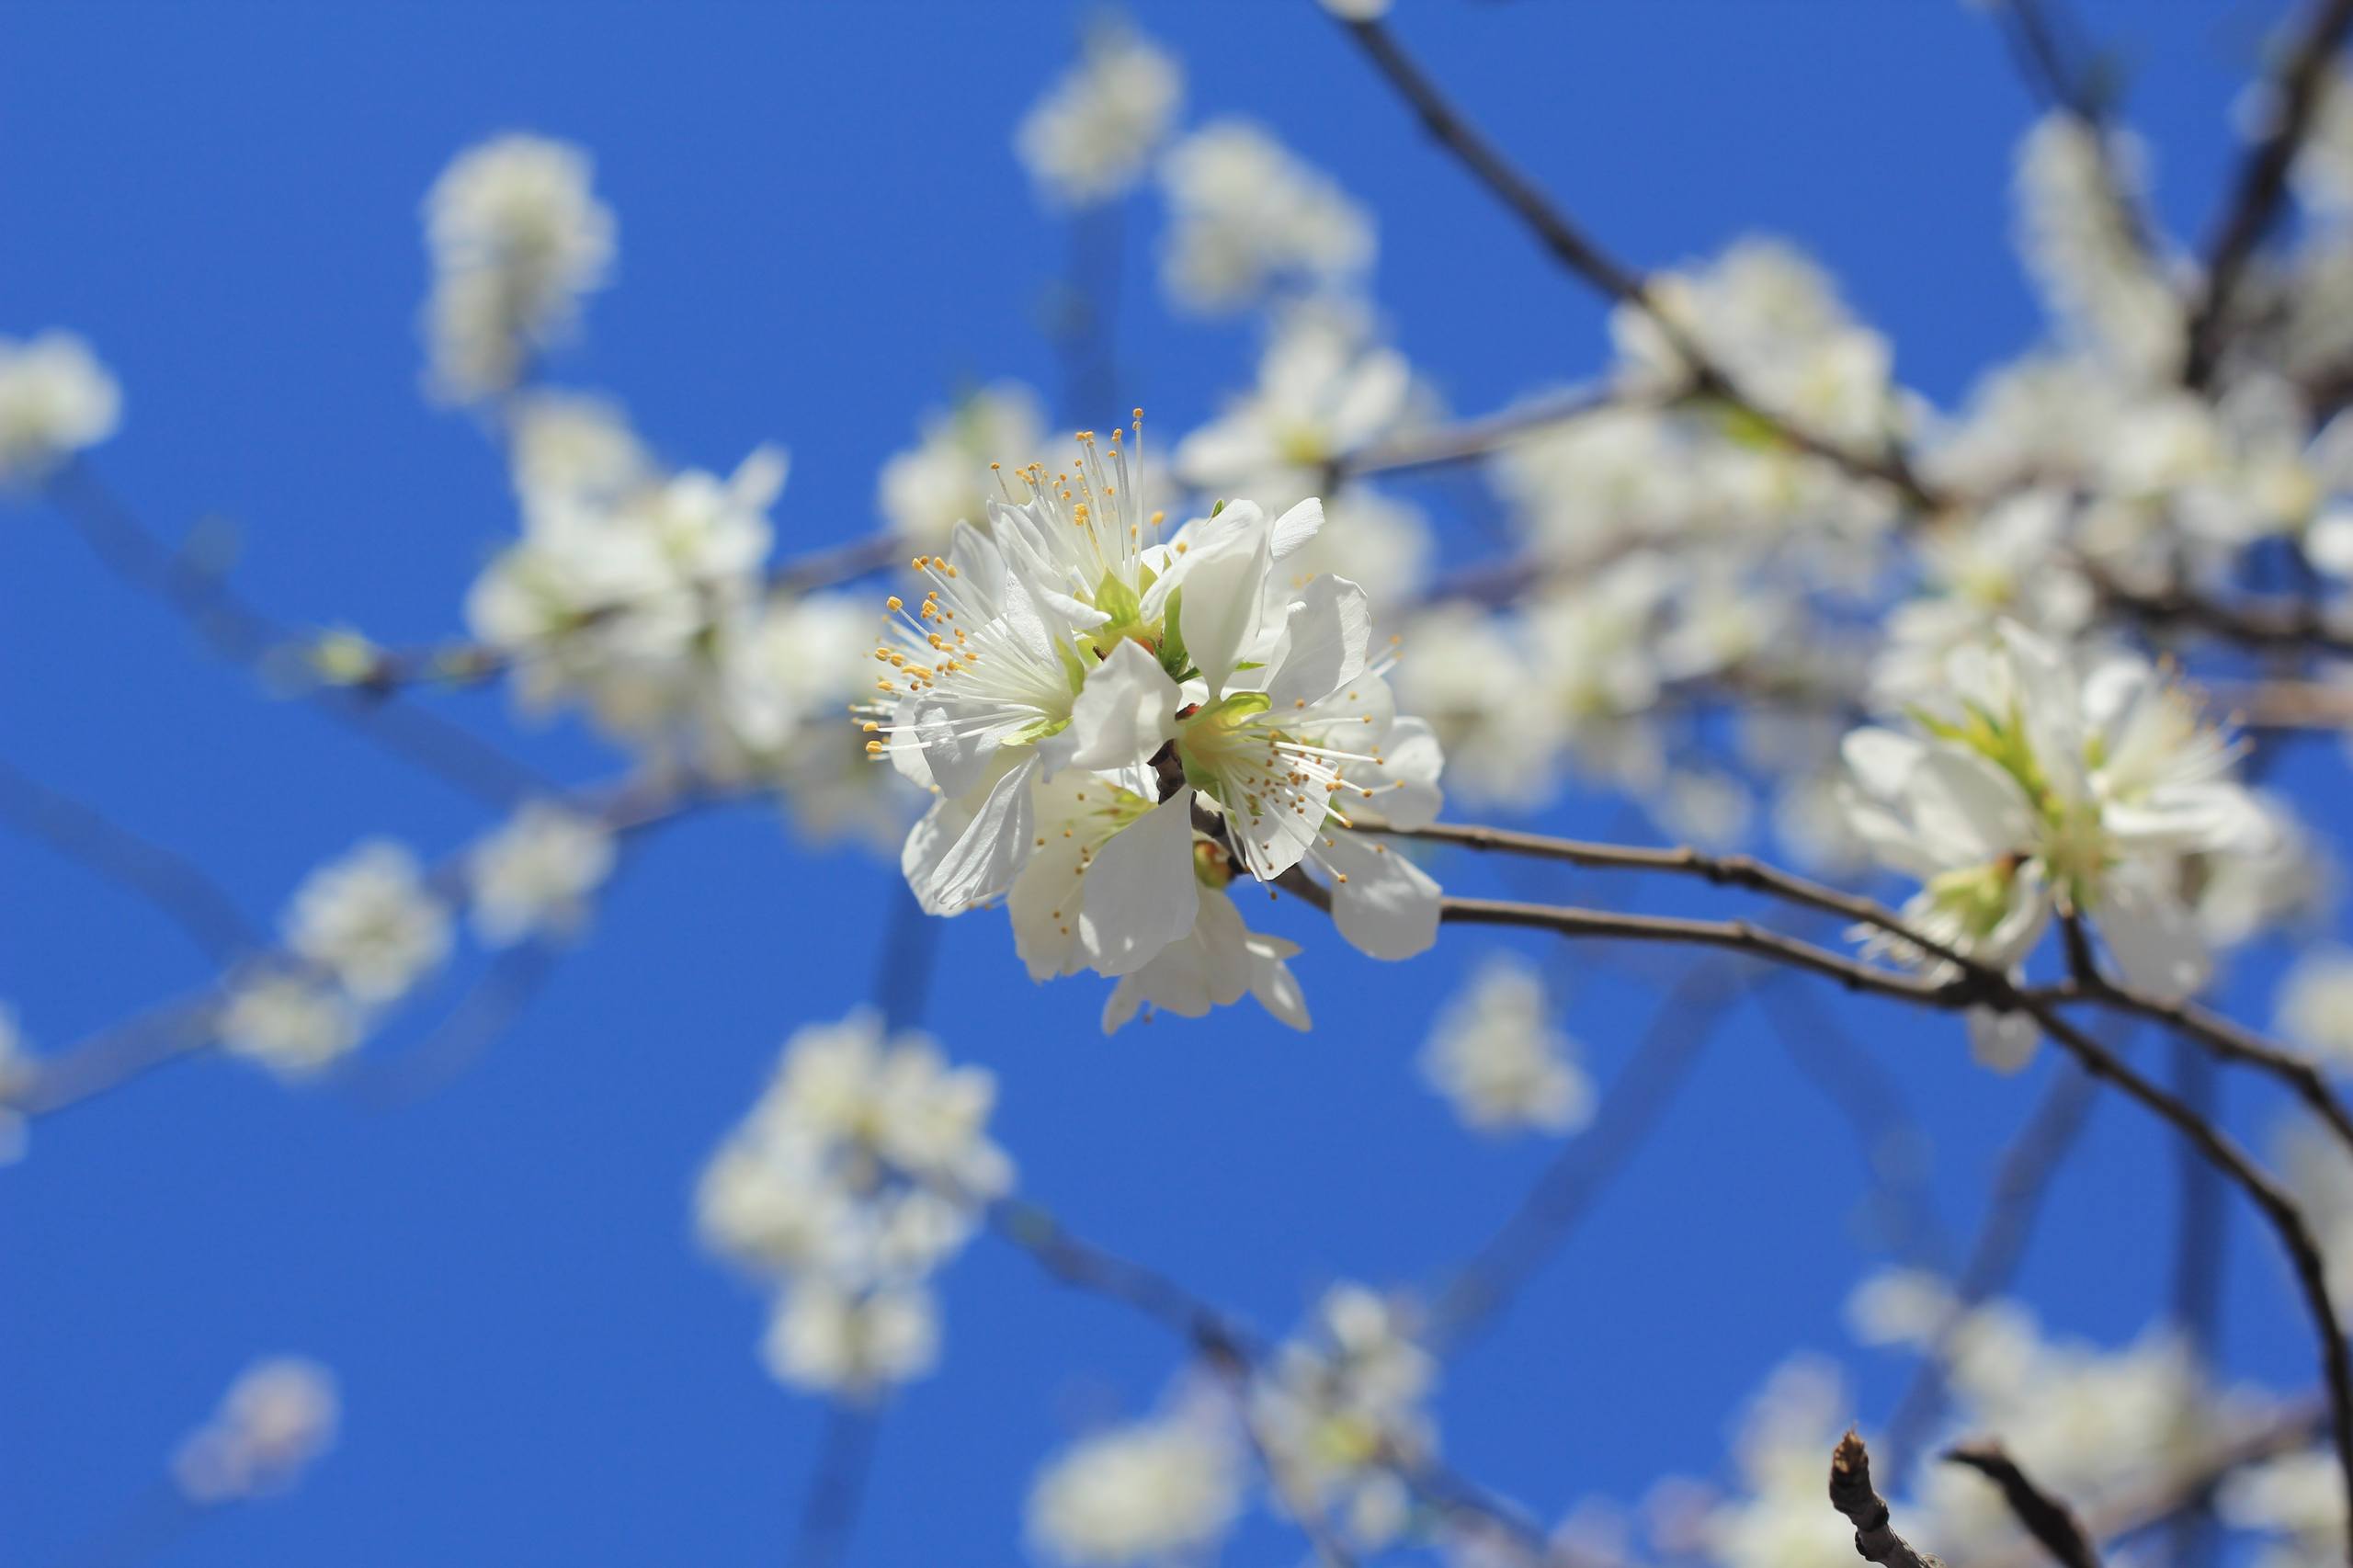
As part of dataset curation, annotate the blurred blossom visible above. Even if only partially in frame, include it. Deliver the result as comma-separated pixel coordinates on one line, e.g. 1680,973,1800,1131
421,134,615,403
878,382,1051,552
283,839,451,1007
2223,1447,2346,1568
1419,955,1594,1137
1174,302,1425,509
2012,112,2184,381
0,331,119,485
466,801,616,947
216,972,364,1081
1158,120,1373,314
1254,1284,1437,1551
1016,21,1183,209
698,1010,1009,1399
1026,1392,1244,1564
171,1358,340,1505
1842,621,2268,1067
2280,947,2353,1071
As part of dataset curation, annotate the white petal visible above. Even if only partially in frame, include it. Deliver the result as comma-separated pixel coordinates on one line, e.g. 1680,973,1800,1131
1322,833,1441,960
1265,574,1371,711
1966,1006,2040,1074
1176,501,1275,698
1038,638,1182,779
1081,789,1202,976
908,756,1039,915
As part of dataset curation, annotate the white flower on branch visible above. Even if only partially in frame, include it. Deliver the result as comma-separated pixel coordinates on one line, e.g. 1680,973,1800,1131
1158,121,1373,315
698,1011,1008,1399
2222,1446,2347,1568
420,134,615,403
2280,947,2353,1072
1016,21,1183,210
171,1357,339,1505
1420,954,1593,1137
1174,302,1424,510
1254,1283,1438,1551
864,413,1445,1027
0,330,119,485
1026,1394,1244,1565
1842,621,2268,1065
466,801,616,947
283,839,451,1007
216,972,364,1081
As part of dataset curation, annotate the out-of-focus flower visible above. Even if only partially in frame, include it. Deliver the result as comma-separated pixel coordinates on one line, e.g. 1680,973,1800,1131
1159,121,1373,314
0,331,119,485
421,134,615,403
283,839,451,1006
1420,955,1594,1136
1017,22,1183,209
1254,1284,1437,1551
1843,622,2268,1067
1175,304,1422,509
698,1011,1010,1401
171,1358,340,1505
1027,1398,1244,1564
216,973,364,1080
878,383,1050,551
2013,113,2183,381
2280,947,2353,1072
467,801,616,946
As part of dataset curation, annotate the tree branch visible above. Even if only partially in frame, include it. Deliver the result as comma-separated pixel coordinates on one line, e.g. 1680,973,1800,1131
2184,0,2353,387
1831,1433,1943,1568
1942,1441,2100,1568
1330,15,1942,513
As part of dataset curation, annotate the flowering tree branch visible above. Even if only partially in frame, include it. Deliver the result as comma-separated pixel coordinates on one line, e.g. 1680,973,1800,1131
1330,13,1943,513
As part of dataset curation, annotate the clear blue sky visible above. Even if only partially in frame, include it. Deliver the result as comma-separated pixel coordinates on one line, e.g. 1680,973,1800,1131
0,2,2326,1563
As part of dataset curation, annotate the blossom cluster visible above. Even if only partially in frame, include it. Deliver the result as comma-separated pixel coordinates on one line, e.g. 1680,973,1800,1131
866,413,1445,1029
695,1010,1011,1398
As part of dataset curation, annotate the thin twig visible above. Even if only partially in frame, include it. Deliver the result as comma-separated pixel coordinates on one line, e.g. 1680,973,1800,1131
0,756,264,966
1331,15,1941,513
1942,1441,2101,1568
44,461,554,808
2185,0,2353,386
1831,1432,1943,1568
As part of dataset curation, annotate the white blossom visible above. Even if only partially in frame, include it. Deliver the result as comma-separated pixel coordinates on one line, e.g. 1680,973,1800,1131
761,1279,939,1398
879,382,1050,551
467,801,616,946
216,973,363,1080
1174,305,1422,509
1254,1284,1436,1551
1159,122,1373,314
2013,113,2184,381
171,1358,340,1505
283,839,451,1006
1842,621,2268,1065
1420,956,1592,1136
1027,1401,1243,1564
0,331,119,485
1017,23,1183,209
421,134,616,402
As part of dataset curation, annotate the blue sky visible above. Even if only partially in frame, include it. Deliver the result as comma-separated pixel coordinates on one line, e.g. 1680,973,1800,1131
0,2,2330,1563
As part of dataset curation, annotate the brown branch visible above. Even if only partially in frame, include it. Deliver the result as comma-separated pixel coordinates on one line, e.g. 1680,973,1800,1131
1831,1433,1943,1568
2090,568,2353,658
2185,0,2353,387
1330,15,1942,514
1277,820,2353,1537
1943,1441,2101,1568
